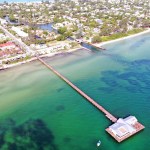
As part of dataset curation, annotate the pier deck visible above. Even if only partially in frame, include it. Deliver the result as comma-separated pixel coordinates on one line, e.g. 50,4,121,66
83,42,106,50
106,122,145,142
37,57,117,122
37,57,145,143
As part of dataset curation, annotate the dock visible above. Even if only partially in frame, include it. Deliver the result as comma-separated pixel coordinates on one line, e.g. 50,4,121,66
83,41,106,50
37,56,117,122
37,57,145,143
106,122,145,142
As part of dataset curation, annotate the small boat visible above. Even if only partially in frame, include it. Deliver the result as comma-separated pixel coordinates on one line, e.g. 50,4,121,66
97,140,101,147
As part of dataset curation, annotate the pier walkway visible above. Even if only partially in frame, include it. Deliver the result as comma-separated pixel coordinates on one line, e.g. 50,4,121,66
37,57,117,122
82,42,106,50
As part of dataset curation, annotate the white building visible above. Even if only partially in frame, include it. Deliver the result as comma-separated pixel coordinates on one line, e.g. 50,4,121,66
124,116,138,125
12,26,28,37
0,42,16,51
109,116,137,138
0,33,6,39
0,18,7,25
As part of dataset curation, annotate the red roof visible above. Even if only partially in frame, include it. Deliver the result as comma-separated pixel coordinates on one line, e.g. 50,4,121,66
0,42,15,48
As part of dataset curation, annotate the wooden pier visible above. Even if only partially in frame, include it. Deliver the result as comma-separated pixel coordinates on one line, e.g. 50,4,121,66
83,42,106,50
37,57,117,123
37,57,145,143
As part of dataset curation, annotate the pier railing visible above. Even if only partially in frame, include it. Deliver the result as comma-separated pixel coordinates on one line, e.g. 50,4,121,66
37,57,117,122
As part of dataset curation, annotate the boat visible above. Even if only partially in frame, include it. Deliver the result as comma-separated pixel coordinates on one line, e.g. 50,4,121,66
97,140,101,147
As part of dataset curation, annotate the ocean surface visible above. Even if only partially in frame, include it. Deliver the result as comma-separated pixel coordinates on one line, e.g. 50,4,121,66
0,32,150,150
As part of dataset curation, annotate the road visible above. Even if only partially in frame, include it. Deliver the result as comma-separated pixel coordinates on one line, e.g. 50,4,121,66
0,25,34,54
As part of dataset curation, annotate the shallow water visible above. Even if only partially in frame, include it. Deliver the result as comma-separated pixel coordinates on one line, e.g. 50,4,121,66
0,32,150,150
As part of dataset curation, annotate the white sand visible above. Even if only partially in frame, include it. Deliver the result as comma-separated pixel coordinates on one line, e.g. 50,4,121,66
95,28,150,47
0,47,82,70
1,29,150,70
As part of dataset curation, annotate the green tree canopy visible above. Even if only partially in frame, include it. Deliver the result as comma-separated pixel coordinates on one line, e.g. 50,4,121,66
92,35,102,43
56,35,66,41
58,27,67,34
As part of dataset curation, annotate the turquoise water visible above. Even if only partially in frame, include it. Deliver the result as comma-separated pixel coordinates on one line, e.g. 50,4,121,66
0,32,150,150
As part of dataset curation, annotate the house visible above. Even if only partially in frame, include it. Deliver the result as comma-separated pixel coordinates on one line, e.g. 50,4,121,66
0,18,7,25
12,26,28,37
109,116,137,138
93,28,99,33
0,33,6,39
95,19,103,25
0,42,16,51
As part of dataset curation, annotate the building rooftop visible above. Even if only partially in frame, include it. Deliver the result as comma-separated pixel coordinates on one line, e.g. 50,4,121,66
106,116,145,142
12,26,28,37
109,117,136,137
0,42,15,48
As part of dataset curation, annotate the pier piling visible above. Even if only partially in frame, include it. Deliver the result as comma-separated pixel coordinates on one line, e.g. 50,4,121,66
37,57,117,122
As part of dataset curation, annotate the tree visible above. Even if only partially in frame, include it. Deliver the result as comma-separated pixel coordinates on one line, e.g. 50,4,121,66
58,27,67,34
56,35,66,41
43,30,48,35
119,18,128,32
89,21,99,28
9,14,16,22
53,17,64,23
71,25,78,32
64,31,73,37
142,19,150,27
0,10,5,18
92,35,102,43
100,26,112,36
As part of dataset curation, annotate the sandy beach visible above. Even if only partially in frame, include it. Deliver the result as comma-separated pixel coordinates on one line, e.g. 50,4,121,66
1,28,150,71
0,47,82,70
95,28,150,47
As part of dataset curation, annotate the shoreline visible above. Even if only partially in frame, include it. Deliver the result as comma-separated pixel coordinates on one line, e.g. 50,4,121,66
0,28,150,71
0,47,82,71
95,28,150,47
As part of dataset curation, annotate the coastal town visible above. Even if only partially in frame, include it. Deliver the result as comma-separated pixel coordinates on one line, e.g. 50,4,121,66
0,0,150,69
0,0,149,148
